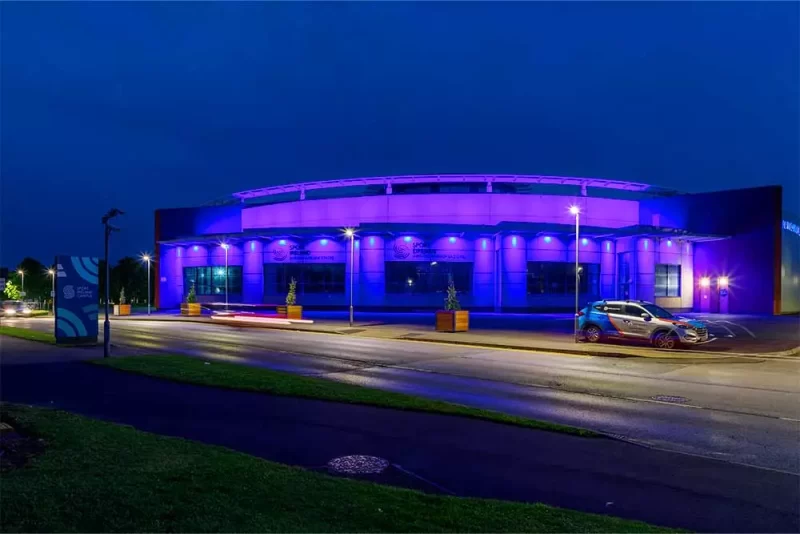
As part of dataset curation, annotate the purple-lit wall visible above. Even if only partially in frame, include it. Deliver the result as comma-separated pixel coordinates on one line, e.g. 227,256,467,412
781,219,800,313
242,194,639,230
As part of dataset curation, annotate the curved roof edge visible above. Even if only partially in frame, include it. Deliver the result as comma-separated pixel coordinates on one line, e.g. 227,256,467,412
232,174,677,200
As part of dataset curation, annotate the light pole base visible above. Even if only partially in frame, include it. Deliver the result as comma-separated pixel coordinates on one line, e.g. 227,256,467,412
349,305,354,327
103,320,111,358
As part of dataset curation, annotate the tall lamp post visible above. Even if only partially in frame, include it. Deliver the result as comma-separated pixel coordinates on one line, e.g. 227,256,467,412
102,208,124,358
345,228,355,326
141,254,152,315
569,205,581,343
220,243,230,310
47,268,55,313
17,269,24,297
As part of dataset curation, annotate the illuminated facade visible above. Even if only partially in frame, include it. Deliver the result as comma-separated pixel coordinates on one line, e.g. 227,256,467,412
154,175,800,314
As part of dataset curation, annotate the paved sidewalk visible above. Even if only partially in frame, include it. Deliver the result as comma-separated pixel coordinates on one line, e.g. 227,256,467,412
1,347,798,533
114,313,800,359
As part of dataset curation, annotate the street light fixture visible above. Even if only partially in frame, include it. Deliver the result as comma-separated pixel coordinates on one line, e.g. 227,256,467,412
344,228,355,326
141,254,152,315
569,205,581,343
220,243,230,310
46,268,55,313
102,208,124,358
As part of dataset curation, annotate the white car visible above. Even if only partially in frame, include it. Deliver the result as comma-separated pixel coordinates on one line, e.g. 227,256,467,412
2,300,32,317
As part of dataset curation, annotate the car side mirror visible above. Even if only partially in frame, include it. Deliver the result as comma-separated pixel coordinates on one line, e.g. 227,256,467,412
641,313,652,321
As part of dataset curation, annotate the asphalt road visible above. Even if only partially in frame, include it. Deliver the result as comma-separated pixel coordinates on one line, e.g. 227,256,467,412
4,317,800,474
3,351,797,533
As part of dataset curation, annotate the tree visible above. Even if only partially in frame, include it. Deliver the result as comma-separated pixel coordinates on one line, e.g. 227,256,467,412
286,277,297,305
444,276,461,311
186,284,197,303
3,280,21,300
13,258,49,301
111,256,147,304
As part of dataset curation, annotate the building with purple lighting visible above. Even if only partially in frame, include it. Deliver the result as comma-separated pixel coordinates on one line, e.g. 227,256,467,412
154,175,800,314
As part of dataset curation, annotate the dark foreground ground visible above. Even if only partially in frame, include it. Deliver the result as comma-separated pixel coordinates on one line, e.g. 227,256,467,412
1,341,798,532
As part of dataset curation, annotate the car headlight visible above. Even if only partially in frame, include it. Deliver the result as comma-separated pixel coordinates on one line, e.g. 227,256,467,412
22,309,31,315
677,324,694,330
4,309,16,316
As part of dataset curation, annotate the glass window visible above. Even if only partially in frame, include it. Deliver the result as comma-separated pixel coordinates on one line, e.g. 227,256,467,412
274,263,345,294
624,304,645,317
641,303,674,318
182,266,242,296
385,262,472,295
655,264,681,297
527,262,600,295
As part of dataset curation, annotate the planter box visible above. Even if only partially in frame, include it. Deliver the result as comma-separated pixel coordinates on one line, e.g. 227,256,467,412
113,304,131,316
435,310,469,332
277,305,303,320
181,303,202,316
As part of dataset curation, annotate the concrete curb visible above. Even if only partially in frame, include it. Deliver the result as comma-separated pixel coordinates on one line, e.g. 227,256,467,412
113,315,800,360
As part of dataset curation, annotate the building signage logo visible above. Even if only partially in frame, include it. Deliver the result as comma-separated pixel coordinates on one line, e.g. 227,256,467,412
783,220,800,237
391,239,469,261
54,256,99,344
270,243,334,262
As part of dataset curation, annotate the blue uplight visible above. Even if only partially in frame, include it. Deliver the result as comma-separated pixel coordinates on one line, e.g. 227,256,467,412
512,236,517,247
250,241,255,251
449,237,456,243
482,239,487,250
606,241,611,251
369,237,375,246
544,236,552,243
320,239,328,246
644,239,649,249
404,236,412,242
177,248,182,257
355,240,360,248
193,246,198,252
279,239,286,246
667,240,672,247
581,238,588,246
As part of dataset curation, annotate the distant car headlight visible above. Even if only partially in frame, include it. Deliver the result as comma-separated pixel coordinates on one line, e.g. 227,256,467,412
22,309,31,315
4,309,16,316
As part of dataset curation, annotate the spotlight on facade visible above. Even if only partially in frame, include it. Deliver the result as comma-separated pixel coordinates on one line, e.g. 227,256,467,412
220,243,230,250
344,228,354,237
700,277,711,288
718,276,729,288
569,205,580,216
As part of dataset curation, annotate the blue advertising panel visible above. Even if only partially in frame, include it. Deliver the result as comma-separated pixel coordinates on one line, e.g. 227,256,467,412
55,256,99,344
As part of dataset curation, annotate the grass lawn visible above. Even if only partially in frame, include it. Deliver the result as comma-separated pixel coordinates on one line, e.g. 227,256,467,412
0,325,54,343
93,355,596,437
0,404,670,533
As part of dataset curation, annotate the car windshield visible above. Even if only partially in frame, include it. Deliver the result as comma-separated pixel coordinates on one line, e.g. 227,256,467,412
641,303,674,319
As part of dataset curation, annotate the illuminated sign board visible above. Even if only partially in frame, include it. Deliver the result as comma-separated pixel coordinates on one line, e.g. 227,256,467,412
55,256,99,344
783,220,800,237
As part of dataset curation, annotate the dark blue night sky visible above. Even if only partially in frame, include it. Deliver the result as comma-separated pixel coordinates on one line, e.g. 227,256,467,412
2,1,797,266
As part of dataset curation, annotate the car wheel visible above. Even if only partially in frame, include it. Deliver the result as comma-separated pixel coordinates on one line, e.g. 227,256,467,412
584,325,603,343
653,331,680,350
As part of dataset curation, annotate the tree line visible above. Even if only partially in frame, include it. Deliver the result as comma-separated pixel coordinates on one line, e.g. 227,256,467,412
3,256,153,306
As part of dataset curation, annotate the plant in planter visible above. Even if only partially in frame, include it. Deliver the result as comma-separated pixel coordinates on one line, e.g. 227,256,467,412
181,284,202,316
435,276,469,332
114,288,131,316
278,277,302,319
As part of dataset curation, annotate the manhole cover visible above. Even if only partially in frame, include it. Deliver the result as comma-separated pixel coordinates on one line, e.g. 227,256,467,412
651,395,689,404
327,455,389,475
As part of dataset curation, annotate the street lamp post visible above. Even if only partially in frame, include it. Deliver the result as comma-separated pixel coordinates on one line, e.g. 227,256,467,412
102,208,124,358
569,205,581,343
345,229,355,326
142,254,151,315
220,243,230,310
47,269,55,313
17,269,24,297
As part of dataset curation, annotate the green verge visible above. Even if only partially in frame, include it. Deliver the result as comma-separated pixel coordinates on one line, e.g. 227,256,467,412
0,325,54,344
93,354,596,437
0,404,672,533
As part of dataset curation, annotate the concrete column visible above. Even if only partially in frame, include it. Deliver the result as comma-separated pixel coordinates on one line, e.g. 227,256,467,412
600,240,615,298
500,234,527,309
361,235,385,306
635,238,656,303
473,237,494,308
242,240,264,303
158,246,183,309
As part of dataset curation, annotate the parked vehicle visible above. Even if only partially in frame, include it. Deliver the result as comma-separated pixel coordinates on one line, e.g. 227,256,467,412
2,300,32,317
578,300,709,349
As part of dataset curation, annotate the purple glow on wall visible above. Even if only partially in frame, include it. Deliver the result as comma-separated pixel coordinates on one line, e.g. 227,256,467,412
177,248,181,257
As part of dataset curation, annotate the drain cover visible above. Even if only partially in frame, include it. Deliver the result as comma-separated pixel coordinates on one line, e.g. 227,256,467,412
327,455,389,475
651,395,689,404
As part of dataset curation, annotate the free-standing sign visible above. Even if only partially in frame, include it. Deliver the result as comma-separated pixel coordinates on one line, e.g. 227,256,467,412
55,256,99,344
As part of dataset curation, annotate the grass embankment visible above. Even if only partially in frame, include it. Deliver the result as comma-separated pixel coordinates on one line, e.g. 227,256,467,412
0,325,54,343
0,404,670,533
93,355,596,437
